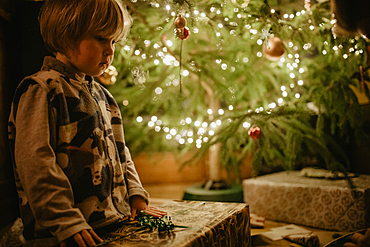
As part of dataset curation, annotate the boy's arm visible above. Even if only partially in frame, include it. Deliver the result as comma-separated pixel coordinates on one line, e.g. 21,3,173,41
13,83,91,243
124,146,150,201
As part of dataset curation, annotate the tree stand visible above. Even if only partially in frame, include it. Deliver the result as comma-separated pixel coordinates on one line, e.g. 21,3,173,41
182,179,244,203
182,143,244,203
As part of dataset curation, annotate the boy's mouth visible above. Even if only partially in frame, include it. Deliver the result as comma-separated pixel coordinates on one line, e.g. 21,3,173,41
99,61,110,68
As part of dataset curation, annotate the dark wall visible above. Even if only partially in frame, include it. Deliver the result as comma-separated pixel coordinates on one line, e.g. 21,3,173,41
0,0,48,228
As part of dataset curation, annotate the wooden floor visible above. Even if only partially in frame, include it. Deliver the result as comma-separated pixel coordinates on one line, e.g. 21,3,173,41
144,182,351,247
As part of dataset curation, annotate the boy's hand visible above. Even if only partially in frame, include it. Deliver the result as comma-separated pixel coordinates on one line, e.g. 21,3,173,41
344,229,370,247
60,229,103,247
130,195,167,220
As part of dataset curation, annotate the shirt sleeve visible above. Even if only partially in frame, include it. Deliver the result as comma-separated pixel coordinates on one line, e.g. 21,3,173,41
13,82,91,243
102,84,150,203
124,146,150,203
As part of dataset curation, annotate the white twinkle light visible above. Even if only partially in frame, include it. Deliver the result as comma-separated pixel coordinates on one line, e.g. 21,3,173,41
243,122,251,128
166,40,173,47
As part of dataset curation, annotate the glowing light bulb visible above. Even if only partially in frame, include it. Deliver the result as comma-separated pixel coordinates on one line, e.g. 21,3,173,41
155,87,163,94
243,122,251,128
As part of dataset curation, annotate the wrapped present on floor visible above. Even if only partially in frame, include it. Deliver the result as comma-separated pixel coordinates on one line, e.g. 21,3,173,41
243,170,370,231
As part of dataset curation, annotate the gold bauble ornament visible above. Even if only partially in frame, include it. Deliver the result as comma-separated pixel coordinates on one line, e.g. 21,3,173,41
98,65,118,85
175,15,187,29
262,36,285,61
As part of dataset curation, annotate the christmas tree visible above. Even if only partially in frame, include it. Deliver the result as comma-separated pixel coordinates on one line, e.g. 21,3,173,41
103,0,370,184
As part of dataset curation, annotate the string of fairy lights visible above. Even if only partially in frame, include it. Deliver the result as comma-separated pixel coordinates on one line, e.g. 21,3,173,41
116,1,365,148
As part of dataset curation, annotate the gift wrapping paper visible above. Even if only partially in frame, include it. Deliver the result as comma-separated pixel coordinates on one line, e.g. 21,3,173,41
243,171,370,231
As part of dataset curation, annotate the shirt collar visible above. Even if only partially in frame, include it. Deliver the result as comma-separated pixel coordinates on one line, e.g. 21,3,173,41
41,56,93,83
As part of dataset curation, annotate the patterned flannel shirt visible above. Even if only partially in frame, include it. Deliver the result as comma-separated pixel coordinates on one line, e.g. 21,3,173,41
8,56,149,245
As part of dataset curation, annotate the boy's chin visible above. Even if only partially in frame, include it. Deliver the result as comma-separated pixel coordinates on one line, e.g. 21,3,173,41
88,70,105,77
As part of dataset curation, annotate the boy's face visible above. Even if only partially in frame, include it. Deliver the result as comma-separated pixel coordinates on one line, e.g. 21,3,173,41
60,34,116,77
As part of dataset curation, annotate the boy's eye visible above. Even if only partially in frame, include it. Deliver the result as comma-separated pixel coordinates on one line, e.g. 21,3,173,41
95,36,107,42
95,36,116,45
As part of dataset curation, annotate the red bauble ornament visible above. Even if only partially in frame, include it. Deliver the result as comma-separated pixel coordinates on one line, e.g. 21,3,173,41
248,126,261,140
175,15,187,29
176,27,190,40
262,36,285,61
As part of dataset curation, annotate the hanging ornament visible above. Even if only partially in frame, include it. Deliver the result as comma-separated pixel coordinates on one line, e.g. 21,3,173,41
98,65,118,86
262,36,285,61
175,15,187,29
304,0,311,11
248,126,261,140
176,26,191,40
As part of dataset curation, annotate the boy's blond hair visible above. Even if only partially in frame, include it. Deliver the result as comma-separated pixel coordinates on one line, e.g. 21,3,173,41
331,0,370,40
39,0,132,55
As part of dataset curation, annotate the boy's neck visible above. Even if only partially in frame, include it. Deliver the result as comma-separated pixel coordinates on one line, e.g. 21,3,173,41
55,52,86,79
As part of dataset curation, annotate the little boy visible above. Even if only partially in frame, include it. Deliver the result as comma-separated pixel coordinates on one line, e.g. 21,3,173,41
331,1,370,247
8,0,165,246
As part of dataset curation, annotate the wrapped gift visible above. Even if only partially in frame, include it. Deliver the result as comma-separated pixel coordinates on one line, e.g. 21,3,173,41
243,171,370,231
99,200,251,247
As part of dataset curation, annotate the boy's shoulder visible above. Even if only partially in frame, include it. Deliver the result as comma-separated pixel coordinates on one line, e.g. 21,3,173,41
30,69,64,84
19,69,66,93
